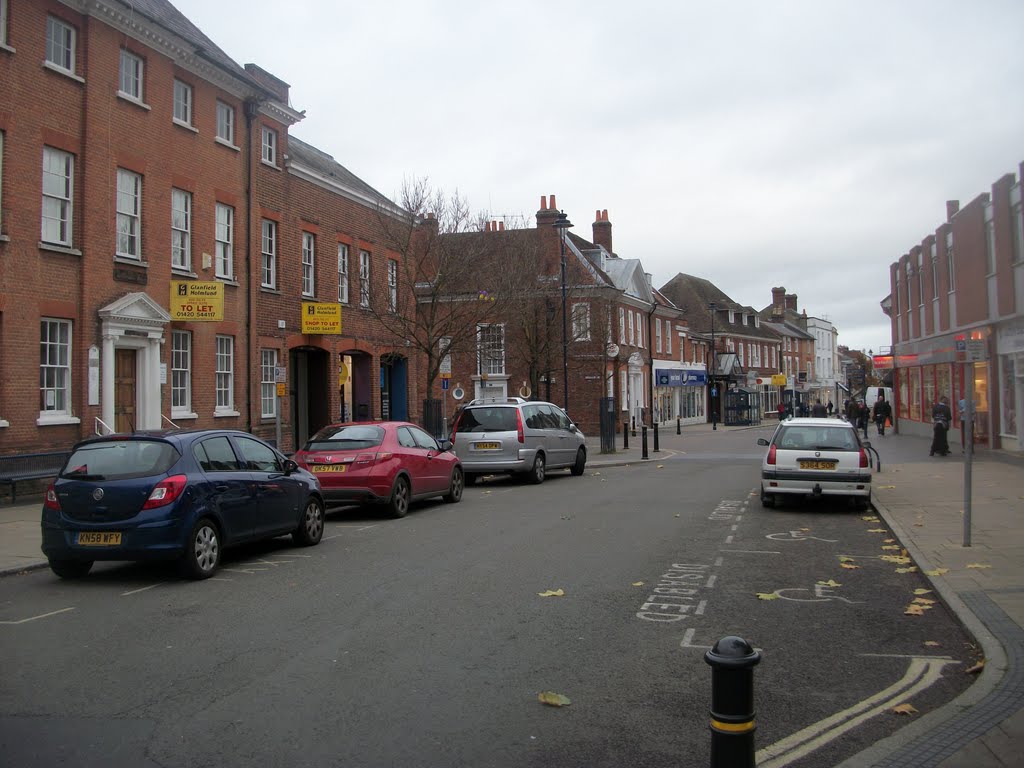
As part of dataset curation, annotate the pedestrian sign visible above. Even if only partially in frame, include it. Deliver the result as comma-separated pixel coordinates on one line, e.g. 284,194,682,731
441,379,449,391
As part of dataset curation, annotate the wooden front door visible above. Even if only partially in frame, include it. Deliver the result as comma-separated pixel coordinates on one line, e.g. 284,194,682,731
114,348,137,433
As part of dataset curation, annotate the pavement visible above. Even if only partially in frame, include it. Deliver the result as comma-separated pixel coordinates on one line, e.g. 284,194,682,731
2,421,1022,767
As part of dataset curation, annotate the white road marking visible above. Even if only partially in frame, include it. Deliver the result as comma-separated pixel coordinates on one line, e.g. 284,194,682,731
221,567,268,574
725,535,735,544
720,549,782,555
121,583,164,596
756,657,959,767
705,575,718,588
695,600,708,616
0,607,75,625
714,556,724,567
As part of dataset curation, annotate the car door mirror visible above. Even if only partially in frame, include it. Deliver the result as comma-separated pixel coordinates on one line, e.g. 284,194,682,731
283,458,299,474
757,437,769,446
437,438,454,452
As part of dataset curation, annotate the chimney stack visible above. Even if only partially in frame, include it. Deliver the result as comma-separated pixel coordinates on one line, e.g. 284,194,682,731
536,193,559,229
946,200,960,221
771,287,785,318
785,293,798,312
592,209,612,254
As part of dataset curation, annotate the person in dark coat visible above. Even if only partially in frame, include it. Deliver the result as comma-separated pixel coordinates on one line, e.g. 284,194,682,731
872,395,892,436
930,396,952,456
856,399,870,438
827,399,834,417
811,399,828,417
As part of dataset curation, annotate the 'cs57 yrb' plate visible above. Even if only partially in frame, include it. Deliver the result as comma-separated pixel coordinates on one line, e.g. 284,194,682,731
311,465,346,473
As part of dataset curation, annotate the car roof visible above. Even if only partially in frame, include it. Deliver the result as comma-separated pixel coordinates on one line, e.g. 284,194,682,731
780,418,853,427
73,428,261,449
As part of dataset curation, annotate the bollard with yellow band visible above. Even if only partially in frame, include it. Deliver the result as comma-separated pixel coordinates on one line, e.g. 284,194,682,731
705,635,761,768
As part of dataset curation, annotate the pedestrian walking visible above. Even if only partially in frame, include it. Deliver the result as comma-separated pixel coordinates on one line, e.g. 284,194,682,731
777,401,786,421
857,399,870,438
930,396,952,456
827,399,834,417
811,399,828,417
872,395,892,436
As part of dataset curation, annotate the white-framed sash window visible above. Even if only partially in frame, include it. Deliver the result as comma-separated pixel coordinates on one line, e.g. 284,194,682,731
171,188,191,270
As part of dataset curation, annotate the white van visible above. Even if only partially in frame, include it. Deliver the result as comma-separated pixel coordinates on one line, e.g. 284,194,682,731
863,386,893,407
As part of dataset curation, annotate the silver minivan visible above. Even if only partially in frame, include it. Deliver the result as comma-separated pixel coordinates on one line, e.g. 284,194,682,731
451,398,587,484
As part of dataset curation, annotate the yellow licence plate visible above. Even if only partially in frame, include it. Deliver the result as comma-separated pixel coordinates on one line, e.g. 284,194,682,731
474,442,500,450
799,460,838,470
77,532,121,546
311,465,347,473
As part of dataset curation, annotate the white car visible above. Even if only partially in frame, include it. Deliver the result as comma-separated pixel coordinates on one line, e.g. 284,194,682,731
757,417,873,509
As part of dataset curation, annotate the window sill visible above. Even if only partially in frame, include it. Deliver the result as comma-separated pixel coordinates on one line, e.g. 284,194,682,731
215,137,240,152
260,286,282,295
0,419,9,428
171,411,198,421
39,242,82,257
36,414,81,426
42,61,84,83
261,159,281,171
217,277,240,287
0,234,9,243
214,410,240,418
0,43,15,54
117,91,151,111
171,267,197,278
115,255,148,268
173,119,198,133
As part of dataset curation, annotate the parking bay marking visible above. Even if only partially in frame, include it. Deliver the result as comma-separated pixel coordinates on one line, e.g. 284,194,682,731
0,607,75,625
755,656,959,768
767,530,839,543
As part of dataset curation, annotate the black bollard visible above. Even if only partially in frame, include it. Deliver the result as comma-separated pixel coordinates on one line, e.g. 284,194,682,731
705,636,761,768
677,417,681,435
623,422,629,450
653,423,660,452
631,416,636,438
641,426,649,460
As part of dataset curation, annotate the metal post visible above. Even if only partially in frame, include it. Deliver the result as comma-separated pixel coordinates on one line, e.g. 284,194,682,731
705,636,761,768
653,423,660,452
641,426,649,460
677,417,681,435
963,363,974,547
631,416,636,437
623,422,629,450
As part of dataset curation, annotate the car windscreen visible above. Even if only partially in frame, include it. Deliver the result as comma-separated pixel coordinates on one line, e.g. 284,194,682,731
457,407,518,433
305,425,385,451
777,426,859,451
61,440,180,481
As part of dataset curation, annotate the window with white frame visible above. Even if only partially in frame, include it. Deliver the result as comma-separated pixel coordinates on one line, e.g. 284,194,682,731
215,203,233,279
338,243,349,303
173,79,192,126
771,347,776,369
261,220,276,288
655,317,662,352
261,349,277,418
931,242,938,299
41,147,73,246
118,49,144,102
985,218,996,275
0,131,4,229
216,101,234,145
477,324,505,376
917,254,925,305
171,330,192,415
302,232,315,296
572,303,590,341
171,188,191,270
262,126,277,165
628,311,635,345
39,319,71,416
636,312,643,348
620,369,628,411
666,321,672,355
1013,202,1024,264
45,16,75,74
1,0,8,47
215,335,234,412
738,342,744,366
387,259,398,312
359,249,370,307
946,232,955,291
606,370,614,399
618,307,625,344
116,169,142,258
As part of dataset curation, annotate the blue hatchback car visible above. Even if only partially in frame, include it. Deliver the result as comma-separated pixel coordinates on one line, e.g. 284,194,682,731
41,429,325,580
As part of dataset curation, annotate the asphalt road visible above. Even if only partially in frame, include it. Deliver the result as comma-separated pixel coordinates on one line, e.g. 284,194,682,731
0,428,979,768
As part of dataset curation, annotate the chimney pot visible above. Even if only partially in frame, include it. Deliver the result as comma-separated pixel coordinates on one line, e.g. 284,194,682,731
540,196,547,210
550,194,557,210
499,221,505,231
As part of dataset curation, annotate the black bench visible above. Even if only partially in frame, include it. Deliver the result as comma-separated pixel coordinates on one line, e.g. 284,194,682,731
0,451,71,503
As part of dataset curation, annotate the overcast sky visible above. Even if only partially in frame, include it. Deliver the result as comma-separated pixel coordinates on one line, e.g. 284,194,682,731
172,0,1024,354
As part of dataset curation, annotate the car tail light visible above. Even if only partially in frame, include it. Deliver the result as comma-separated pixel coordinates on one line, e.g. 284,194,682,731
354,452,392,465
142,474,187,510
766,445,777,465
516,410,524,444
44,482,61,511
859,448,869,468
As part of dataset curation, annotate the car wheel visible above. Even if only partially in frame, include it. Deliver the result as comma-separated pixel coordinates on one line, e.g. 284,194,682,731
760,491,776,508
854,493,871,511
178,518,221,580
527,453,546,485
388,476,411,518
48,559,93,579
292,497,325,546
570,447,587,476
444,467,464,503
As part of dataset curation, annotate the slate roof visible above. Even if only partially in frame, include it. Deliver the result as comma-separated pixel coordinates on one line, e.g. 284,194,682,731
286,136,398,210
658,273,780,341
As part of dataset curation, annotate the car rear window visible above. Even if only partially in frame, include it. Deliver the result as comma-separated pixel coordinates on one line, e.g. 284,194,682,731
777,426,859,451
62,440,179,481
457,407,518,433
306,425,384,451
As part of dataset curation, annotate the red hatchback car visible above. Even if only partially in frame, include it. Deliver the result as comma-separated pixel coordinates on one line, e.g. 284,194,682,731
292,421,463,518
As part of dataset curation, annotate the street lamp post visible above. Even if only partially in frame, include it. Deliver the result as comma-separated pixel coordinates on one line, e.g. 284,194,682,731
709,301,718,430
554,211,573,412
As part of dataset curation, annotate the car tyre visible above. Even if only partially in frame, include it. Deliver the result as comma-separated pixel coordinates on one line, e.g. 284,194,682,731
292,497,325,546
444,467,464,503
526,453,546,485
48,559,93,579
570,447,587,476
854,493,871,512
388,476,411,518
179,518,221,580
760,491,776,508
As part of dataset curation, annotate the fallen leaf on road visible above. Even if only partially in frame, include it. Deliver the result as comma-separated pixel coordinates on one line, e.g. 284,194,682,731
839,556,856,563
537,589,565,597
884,538,896,543
880,555,912,565
756,592,779,600
879,485,897,489
924,641,941,647
867,528,887,533
892,703,918,715
674,514,681,518
895,567,918,574
914,589,932,595
904,605,926,616
817,579,842,587
881,545,900,551
656,464,664,469
538,691,572,707
800,527,811,532
632,582,644,587
593,472,601,476
841,563,861,570
925,568,950,576
966,563,992,569
966,660,986,675
913,598,937,605
862,516,880,522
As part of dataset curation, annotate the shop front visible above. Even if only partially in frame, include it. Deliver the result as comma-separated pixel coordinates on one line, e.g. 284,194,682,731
653,365,707,426
996,318,1024,451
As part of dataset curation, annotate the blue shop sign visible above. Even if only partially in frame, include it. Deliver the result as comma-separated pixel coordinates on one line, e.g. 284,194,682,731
655,369,707,387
